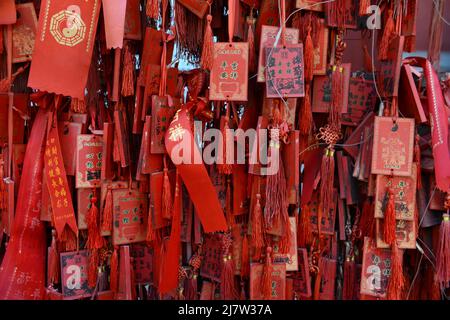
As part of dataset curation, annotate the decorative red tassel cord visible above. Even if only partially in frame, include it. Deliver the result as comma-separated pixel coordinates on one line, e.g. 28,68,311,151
221,234,237,300
304,28,314,83
298,204,312,248
299,84,312,135
121,43,135,97
48,230,60,286
146,0,160,19
225,178,234,227
330,66,343,129
319,148,335,222
383,185,396,246
359,0,371,16
146,203,155,243
387,242,405,300
379,9,395,60
251,192,264,260
343,259,355,300
200,13,214,71
436,212,450,289
100,187,113,233
414,134,422,189
110,246,119,293
241,234,250,278
60,225,77,252
261,247,273,300
88,249,99,288
86,190,105,250
218,108,233,175
162,157,173,220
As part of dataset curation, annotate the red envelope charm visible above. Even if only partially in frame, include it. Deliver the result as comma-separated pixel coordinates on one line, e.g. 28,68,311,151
209,42,249,101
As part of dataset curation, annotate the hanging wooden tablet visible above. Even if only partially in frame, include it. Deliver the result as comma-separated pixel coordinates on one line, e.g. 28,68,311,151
181,185,193,242
312,63,351,113
114,110,131,168
343,111,375,160
265,44,305,98
232,165,249,216
149,171,172,230
178,0,209,19
116,246,135,300
377,35,405,98
200,233,223,282
76,134,103,188
209,42,249,101
0,0,16,24
371,116,415,177
141,116,163,174
255,0,280,43
150,95,178,154
342,77,377,126
58,121,83,176
398,64,427,123
231,223,244,275
375,218,416,249
309,189,337,235
291,248,312,298
112,189,148,245
313,19,328,75
273,217,298,271
374,164,417,221
249,262,286,300
60,250,93,300
360,237,396,298
12,3,37,63
262,97,297,127
318,258,337,300
282,130,300,204
326,0,357,29
130,244,153,285
12,144,26,197
124,0,142,40
101,123,114,181
257,26,299,82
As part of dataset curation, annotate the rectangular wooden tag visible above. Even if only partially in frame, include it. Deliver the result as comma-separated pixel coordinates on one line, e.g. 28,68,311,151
258,26,299,82
77,188,99,230
13,3,38,63
265,44,305,98
151,96,178,154
313,19,329,75
360,237,397,298
58,121,83,176
60,250,93,300
342,77,377,126
374,164,417,221
112,189,148,245
309,190,337,235
130,244,153,285
376,218,416,249
114,110,131,168
249,263,286,300
101,122,115,181
273,217,299,271
319,258,337,300
377,35,405,98
371,116,415,177
178,0,209,18
76,135,103,188
149,171,173,229
124,0,142,40
282,130,300,204
200,233,223,282
209,42,249,101
291,248,312,298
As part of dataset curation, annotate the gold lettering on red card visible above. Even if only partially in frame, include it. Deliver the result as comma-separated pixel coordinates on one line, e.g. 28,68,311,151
76,135,103,188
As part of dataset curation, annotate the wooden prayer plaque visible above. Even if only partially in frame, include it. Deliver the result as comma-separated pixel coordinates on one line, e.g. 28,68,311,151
374,164,417,221
376,218,416,249
76,135,103,188
258,26,299,82
77,188,99,230
124,0,142,40
265,44,305,98
273,217,298,271
249,263,286,300
130,244,153,285
371,116,415,177
291,248,312,297
313,19,329,75
342,77,377,126
12,3,38,63
377,35,405,98
112,189,148,245
178,0,209,18
200,233,223,282
151,96,178,154
60,250,93,300
58,121,83,176
319,258,337,300
209,42,249,101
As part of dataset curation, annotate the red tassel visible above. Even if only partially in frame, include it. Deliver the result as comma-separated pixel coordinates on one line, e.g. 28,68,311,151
359,0,371,16
262,247,273,300
186,275,198,300
436,213,450,289
48,230,60,285
251,193,264,260
363,45,374,73
88,249,99,288
387,242,405,300
383,186,396,246
86,191,105,250
121,43,135,97
0,28,3,55
247,16,256,73
201,14,214,71
225,178,233,227
298,204,312,248
146,0,160,19
379,9,395,60
220,254,237,300
162,165,173,220
414,134,422,189
0,156,6,212
146,204,155,243
330,66,343,129
70,98,86,114
304,28,314,83
319,148,335,224
218,115,233,175
241,234,250,278
110,246,119,293
60,225,77,252
101,188,113,233
343,259,356,300
299,84,312,135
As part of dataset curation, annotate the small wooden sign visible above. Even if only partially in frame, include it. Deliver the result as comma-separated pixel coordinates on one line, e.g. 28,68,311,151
60,250,93,300
249,263,286,300
371,116,415,177
376,218,416,249
12,3,38,63
209,42,249,101
76,135,103,188
291,248,312,297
